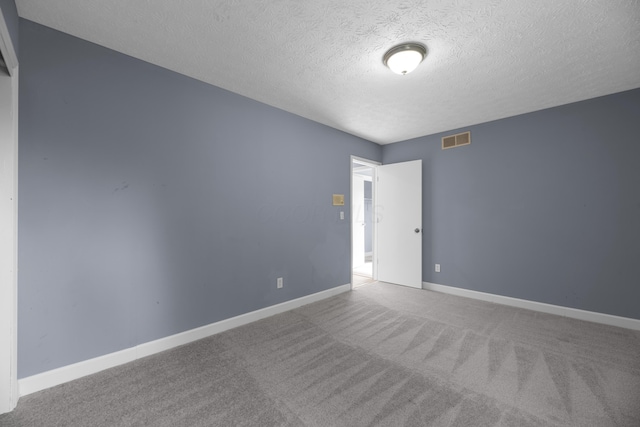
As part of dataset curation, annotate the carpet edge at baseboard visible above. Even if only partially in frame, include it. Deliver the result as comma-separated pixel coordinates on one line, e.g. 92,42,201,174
423,282,640,331
18,283,352,397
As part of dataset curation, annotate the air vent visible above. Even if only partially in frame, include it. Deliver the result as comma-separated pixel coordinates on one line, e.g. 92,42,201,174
442,131,471,150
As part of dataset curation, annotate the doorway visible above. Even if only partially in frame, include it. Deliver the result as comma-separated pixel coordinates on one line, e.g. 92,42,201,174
351,157,378,288
351,158,423,290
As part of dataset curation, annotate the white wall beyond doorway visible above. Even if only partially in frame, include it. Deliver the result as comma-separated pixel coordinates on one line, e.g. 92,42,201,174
352,173,366,269
0,7,19,414
351,156,378,288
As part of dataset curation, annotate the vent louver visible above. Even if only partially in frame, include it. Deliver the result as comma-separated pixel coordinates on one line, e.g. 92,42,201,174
442,131,471,150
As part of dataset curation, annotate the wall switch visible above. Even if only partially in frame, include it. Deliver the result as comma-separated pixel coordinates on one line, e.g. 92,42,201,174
340,211,345,220
435,264,441,273
277,277,283,289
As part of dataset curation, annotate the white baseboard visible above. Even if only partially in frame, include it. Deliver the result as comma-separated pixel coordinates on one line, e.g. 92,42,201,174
19,284,351,397
423,282,640,331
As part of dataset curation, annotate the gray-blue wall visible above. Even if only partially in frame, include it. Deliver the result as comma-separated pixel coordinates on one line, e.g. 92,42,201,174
0,0,18,55
384,88,640,320
18,19,381,378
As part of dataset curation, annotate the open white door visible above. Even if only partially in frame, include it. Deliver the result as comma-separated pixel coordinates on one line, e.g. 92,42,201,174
377,160,422,288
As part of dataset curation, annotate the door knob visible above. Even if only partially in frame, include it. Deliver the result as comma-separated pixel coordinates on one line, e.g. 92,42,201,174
414,228,421,233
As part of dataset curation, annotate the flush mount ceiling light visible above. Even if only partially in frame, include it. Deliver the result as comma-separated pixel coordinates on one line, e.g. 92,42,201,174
383,43,427,75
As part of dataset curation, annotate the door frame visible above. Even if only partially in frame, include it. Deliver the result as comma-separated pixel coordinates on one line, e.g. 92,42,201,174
0,7,19,414
350,156,380,289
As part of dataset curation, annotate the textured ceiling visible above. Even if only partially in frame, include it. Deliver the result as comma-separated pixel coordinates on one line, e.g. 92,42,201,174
15,0,640,144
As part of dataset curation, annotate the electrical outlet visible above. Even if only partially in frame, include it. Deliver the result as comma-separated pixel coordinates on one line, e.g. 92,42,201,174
435,264,441,273
277,277,283,289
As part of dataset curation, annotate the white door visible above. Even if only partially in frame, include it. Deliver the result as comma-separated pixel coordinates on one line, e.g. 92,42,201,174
377,160,422,288
352,174,366,269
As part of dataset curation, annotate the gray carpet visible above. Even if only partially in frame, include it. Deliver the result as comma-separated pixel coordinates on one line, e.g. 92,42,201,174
2,282,640,426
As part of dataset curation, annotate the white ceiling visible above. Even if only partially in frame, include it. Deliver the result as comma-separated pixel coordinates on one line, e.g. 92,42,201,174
15,0,640,144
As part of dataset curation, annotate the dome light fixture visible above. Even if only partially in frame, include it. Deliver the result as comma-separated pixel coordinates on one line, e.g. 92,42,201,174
383,43,427,75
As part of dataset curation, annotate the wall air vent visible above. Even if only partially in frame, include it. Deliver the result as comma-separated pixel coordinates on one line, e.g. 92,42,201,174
442,131,471,150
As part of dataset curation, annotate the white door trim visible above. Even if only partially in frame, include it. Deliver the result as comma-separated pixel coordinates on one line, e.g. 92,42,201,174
0,8,18,414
